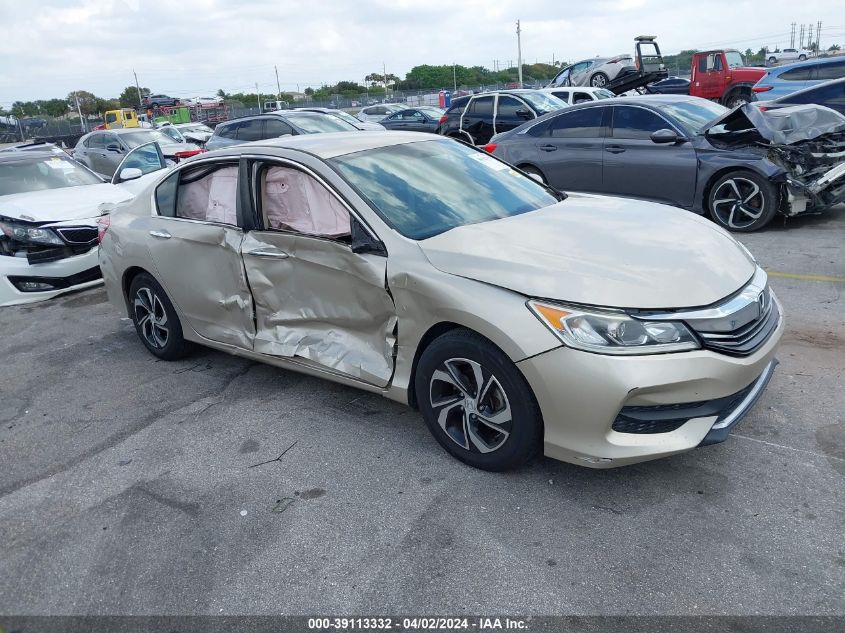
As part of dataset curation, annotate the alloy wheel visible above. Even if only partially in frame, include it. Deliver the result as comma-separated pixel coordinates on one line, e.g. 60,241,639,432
429,358,512,453
591,73,608,87
134,287,169,349
711,177,766,230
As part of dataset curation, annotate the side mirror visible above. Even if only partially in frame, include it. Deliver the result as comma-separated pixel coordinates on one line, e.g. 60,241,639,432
650,128,681,144
106,143,122,152
350,217,387,256
119,167,143,181
516,109,533,120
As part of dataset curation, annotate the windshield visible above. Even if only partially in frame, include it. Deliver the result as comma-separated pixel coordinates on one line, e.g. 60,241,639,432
0,155,102,195
328,110,363,126
518,91,568,114
286,113,355,133
661,100,728,134
725,51,745,69
121,130,176,148
419,106,445,117
331,139,559,240
595,89,616,99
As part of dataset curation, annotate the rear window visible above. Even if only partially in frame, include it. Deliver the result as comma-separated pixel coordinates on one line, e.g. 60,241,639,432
780,66,814,81
814,61,845,81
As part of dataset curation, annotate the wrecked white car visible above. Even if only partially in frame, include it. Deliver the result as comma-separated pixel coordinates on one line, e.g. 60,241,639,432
0,145,165,306
704,103,845,227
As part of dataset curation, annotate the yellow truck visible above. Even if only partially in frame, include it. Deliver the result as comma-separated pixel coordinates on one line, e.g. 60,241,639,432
103,108,139,129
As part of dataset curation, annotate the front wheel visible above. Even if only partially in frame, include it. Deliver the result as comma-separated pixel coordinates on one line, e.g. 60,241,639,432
798,54,807,61
724,90,751,108
768,56,777,63
414,329,543,471
129,273,192,360
708,171,779,232
590,72,609,88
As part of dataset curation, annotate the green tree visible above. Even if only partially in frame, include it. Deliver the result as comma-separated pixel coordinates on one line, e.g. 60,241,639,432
118,85,149,108
828,44,841,52
67,90,99,116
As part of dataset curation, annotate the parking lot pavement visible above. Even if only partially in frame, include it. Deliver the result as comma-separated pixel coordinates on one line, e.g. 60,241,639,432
1,207,843,617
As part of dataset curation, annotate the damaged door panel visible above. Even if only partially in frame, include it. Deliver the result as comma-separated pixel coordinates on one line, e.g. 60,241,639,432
241,162,397,387
241,231,397,386
145,162,255,350
705,104,845,214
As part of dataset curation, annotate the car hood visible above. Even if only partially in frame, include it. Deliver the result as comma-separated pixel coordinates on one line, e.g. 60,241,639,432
704,103,845,145
0,183,133,222
181,131,212,141
419,193,756,310
159,141,201,155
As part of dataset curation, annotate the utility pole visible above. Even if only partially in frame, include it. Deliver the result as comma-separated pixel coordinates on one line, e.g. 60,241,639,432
798,24,805,49
275,65,281,100
453,63,457,92
516,19,523,88
255,82,261,112
816,21,822,55
73,92,86,133
790,22,796,48
383,61,388,99
133,70,143,109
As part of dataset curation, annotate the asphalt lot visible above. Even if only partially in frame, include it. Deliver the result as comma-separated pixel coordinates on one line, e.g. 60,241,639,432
1,206,843,616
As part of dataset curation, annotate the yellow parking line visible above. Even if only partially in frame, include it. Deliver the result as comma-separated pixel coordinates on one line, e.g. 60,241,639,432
766,271,845,283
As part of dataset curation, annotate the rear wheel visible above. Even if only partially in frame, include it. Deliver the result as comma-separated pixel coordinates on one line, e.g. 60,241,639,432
590,72,609,88
415,329,543,471
768,56,777,64
518,164,547,184
128,273,192,360
798,54,807,61
708,171,779,232
724,89,752,108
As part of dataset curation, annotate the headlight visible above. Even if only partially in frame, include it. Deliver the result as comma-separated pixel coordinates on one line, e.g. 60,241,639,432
0,219,64,246
528,300,700,355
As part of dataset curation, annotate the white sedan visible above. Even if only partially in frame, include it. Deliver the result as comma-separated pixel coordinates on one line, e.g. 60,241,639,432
0,146,163,306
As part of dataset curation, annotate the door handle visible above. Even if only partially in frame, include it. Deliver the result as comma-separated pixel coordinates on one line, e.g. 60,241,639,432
539,144,558,152
149,230,172,239
246,248,289,259
605,145,626,154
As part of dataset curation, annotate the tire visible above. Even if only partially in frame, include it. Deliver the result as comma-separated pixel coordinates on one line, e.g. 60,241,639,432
414,329,543,471
708,170,779,232
798,54,807,61
768,56,777,63
518,164,547,185
128,273,192,360
724,90,751,108
590,72,609,88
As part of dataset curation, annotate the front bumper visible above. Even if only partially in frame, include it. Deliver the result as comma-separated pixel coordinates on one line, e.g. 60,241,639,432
516,310,783,468
0,248,102,307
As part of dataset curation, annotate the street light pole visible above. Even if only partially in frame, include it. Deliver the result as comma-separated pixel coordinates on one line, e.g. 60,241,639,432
275,65,282,100
133,70,143,109
516,19,523,88
255,82,261,112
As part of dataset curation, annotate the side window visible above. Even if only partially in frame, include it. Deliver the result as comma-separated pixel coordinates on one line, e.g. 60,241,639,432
260,165,351,239
780,66,813,81
236,119,264,142
551,91,571,103
698,56,708,73
217,123,237,139
157,163,239,224
103,134,120,149
87,135,105,149
120,143,166,175
468,96,494,117
814,62,845,81
714,56,723,71
547,107,604,138
706,54,717,71
789,82,845,106
106,113,117,124
572,92,593,103
612,107,671,140
496,96,526,119
263,118,294,138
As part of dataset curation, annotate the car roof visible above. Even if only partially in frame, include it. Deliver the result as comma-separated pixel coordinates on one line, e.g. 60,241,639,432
770,56,845,74
223,130,439,159
220,110,331,125
541,86,609,92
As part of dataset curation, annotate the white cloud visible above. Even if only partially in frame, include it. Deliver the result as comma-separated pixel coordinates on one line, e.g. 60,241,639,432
0,0,840,103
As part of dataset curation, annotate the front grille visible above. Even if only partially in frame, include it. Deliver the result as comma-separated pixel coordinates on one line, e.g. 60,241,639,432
56,226,98,245
613,378,760,435
695,290,780,357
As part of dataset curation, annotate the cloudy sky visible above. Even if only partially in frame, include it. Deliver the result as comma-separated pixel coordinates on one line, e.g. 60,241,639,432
1,0,843,105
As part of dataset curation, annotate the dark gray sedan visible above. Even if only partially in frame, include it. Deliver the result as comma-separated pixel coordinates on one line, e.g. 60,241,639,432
73,129,201,178
488,95,845,231
379,107,445,133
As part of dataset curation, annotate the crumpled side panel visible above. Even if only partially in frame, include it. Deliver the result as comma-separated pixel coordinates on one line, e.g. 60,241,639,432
242,232,396,387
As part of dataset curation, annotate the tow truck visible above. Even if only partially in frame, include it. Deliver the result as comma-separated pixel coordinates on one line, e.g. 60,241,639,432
602,36,669,94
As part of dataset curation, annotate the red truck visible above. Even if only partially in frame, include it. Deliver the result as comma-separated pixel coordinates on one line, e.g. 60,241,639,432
688,49,766,107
